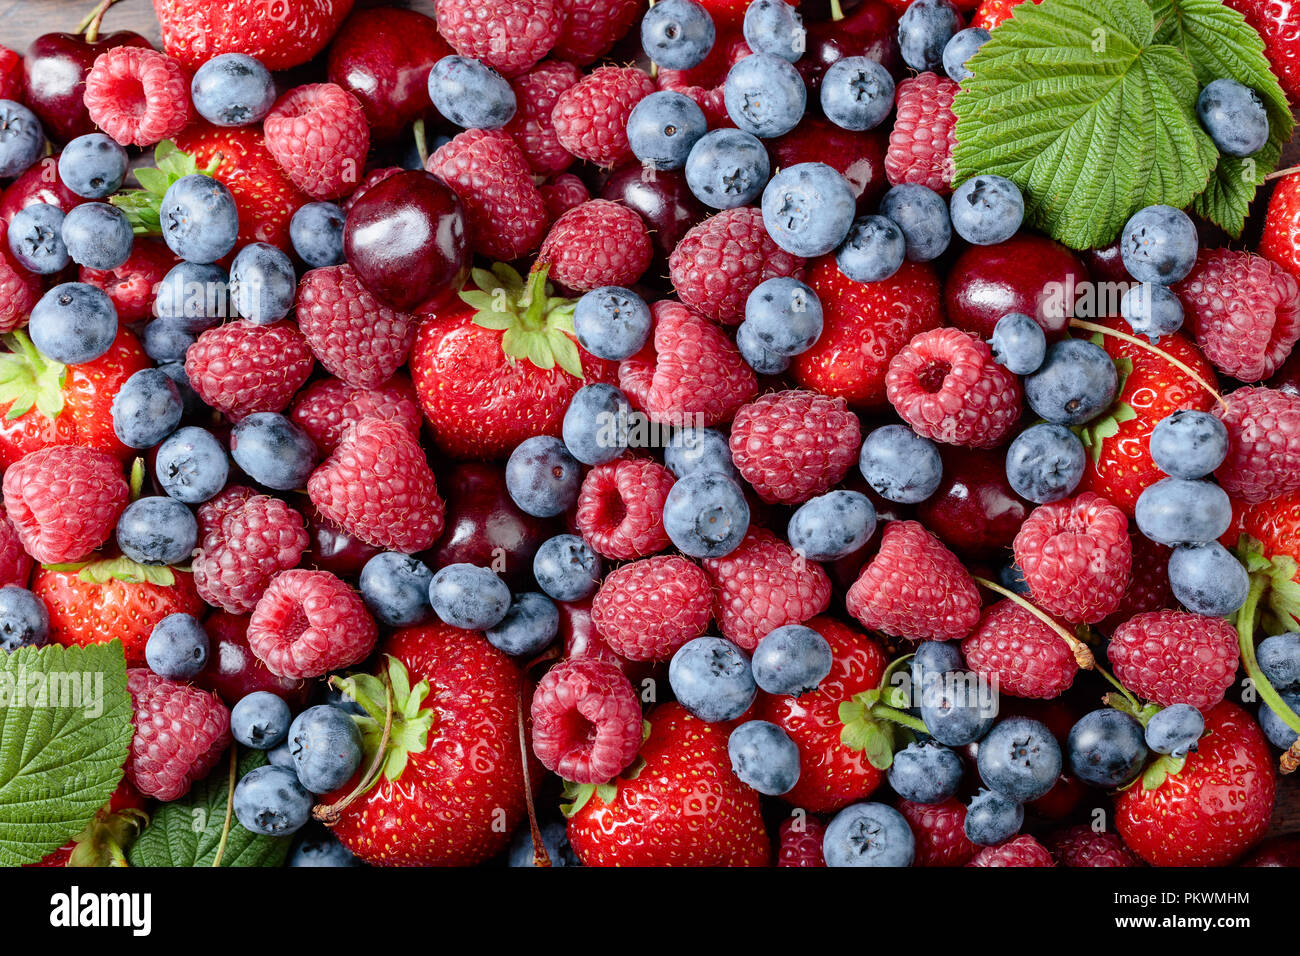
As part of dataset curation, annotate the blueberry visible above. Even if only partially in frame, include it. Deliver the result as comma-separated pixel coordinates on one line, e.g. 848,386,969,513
1168,541,1249,616
669,636,757,722
230,242,295,325
508,818,578,867
724,53,807,139
0,100,44,178
787,489,877,561
116,496,198,566
920,670,995,746
573,286,653,361
0,586,49,652
1134,477,1231,546
1149,409,1228,479
234,765,313,836
486,591,559,657
7,203,69,274
684,127,771,209
752,624,833,696
889,741,963,804
1259,692,1300,749
231,413,318,491
998,561,1031,597
289,202,346,268
1197,78,1270,158
879,184,951,262
29,282,118,365
1119,282,1184,344
111,368,183,450
665,426,738,481
267,742,295,771
231,691,292,750
1004,423,1086,504
58,133,129,199
1258,632,1300,690
158,361,203,416
744,0,806,62
642,0,717,70
836,214,906,282
359,552,435,627
823,802,915,867
144,612,209,680
142,319,196,364
156,426,230,503
628,90,708,170
562,383,632,466
977,717,1062,801
663,471,750,558
533,534,602,602
289,827,363,867
859,424,943,504
729,719,800,794
1023,338,1118,426
61,203,135,279
943,27,991,83
989,312,1046,375
736,320,792,374
506,435,583,517
1066,708,1147,788
190,53,276,127
820,56,895,131
912,641,964,693
964,788,1023,846
897,0,962,72
744,276,823,356
761,162,857,257
154,261,230,331
949,175,1024,246
289,705,364,794
1145,703,1204,757
1120,204,1199,285
160,174,240,264
427,55,516,130
428,563,511,630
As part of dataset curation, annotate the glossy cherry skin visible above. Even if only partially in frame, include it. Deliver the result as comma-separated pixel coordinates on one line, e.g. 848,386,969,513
798,0,902,93
304,505,383,579
327,6,451,144
1268,346,1300,396
1242,834,1300,867
560,598,659,685
769,117,888,213
343,169,469,313
0,153,84,224
916,448,1028,560
944,233,1091,341
600,165,705,271
196,610,313,710
1081,236,1128,284
23,29,151,144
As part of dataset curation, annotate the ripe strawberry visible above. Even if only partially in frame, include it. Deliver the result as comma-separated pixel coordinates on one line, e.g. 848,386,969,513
702,526,832,651
1107,610,1239,710
410,264,614,459
1212,386,1300,505
0,45,22,102
80,238,177,324
1116,701,1275,866
185,321,316,422
754,616,887,813
1238,488,1300,630
289,375,421,456
247,568,377,679
1013,492,1131,625
154,0,354,71
847,520,981,642
83,47,191,147
192,492,310,615
552,0,645,64
590,555,713,661
669,207,807,325
3,445,127,565
505,60,582,174
898,798,977,867
35,560,203,668
264,83,370,201
1261,170,1300,280
531,656,643,784
296,265,416,388
729,390,862,505
885,72,959,194
434,0,561,76
574,457,675,561
962,599,1078,699
967,835,1055,867
618,300,757,426
552,66,656,168
1223,0,1300,105
0,508,32,588
125,668,230,801
792,257,944,408
777,816,827,867
538,199,653,293
332,624,527,866
972,0,1038,30
565,702,770,866
1045,825,1139,867
0,327,148,468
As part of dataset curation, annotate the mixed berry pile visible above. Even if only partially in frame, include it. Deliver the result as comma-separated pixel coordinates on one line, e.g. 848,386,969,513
0,0,1299,869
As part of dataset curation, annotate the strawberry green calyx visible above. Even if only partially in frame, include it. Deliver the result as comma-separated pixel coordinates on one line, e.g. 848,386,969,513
44,555,177,587
559,719,651,818
0,330,67,421
1076,346,1136,464
1233,561,1300,772
838,656,927,771
336,656,433,786
459,263,583,379
66,806,148,867
110,140,222,236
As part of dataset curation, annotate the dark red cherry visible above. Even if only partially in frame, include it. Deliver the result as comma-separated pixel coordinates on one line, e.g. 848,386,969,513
0,153,85,225
1242,835,1300,867
917,447,1028,559
1081,236,1129,285
197,610,313,710
600,165,706,271
560,598,659,685
797,0,902,94
304,505,382,579
1268,347,1300,396
768,117,889,212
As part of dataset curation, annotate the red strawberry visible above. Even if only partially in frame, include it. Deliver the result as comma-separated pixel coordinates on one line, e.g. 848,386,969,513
1223,0,1300,105
505,60,582,175
531,656,642,784
538,199,653,293
1116,701,1275,866
3,445,127,564
332,624,527,866
885,72,959,194
0,221,41,335
962,599,1078,699
289,375,421,457
1261,170,1300,280
296,264,417,389
154,0,355,71
80,238,177,324
0,45,22,102
247,568,377,679
552,0,645,64
193,492,310,615
574,457,675,561
590,555,713,661
552,66,655,168
972,0,1039,30
696,0,772,28
792,257,944,408
1045,825,1139,867
777,816,827,867
1107,610,1239,710
1237,489,1300,630
434,0,561,76
185,321,316,422
967,835,1055,867
1212,386,1300,505
898,798,977,867
729,390,862,505
125,668,230,801
565,702,770,866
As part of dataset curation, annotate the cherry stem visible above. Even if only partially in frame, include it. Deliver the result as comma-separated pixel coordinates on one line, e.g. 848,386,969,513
413,119,428,169
314,672,395,825
1266,163,1300,182
972,576,1096,669
1236,573,1300,772
78,0,121,43
210,746,237,868
1068,319,1226,409
518,644,562,867
830,0,845,21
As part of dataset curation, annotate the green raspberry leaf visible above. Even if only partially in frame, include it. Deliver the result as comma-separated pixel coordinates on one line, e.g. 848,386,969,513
952,0,1217,250
0,641,133,866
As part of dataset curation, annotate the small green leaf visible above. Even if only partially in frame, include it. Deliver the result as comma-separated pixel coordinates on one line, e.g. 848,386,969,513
1141,753,1185,790
132,167,172,196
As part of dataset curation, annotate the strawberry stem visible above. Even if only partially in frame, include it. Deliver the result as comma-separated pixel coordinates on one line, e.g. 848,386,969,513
210,746,237,868
1069,319,1226,409
869,702,928,733
1266,163,1300,182
972,575,1096,669
1236,572,1300,770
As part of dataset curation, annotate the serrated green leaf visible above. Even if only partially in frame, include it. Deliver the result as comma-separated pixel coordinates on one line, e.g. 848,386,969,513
953,0,1217,250
0,641,132,866
128,750,290,867
132,167,172,197
548,329,584,379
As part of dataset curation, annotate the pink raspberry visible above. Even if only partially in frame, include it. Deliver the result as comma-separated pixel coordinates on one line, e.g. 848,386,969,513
83,46,191,147
538,199,652,293
886,327,1023,449
192,492,309,615
1045,825,1139,867
185,321,316,422
885,72,958,194
247,569,378,680
1212,386,1300,504
196,485,260,539
434,0,562,76
967,835,1055,867
962,599,1078,699
531,656,643,784
263,83,370,200
1107,610,1240,710
541,172,590,222
590,555,713,661
126,669,230,801
574,458,675,561
552,0,644,64
551,66,655,167
506,60,582,174
777,817,827,867
289,375,422,457
2,445,126,564
296,264,416,389
0,507,33,588
729,390,862,505
899,799,977,867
